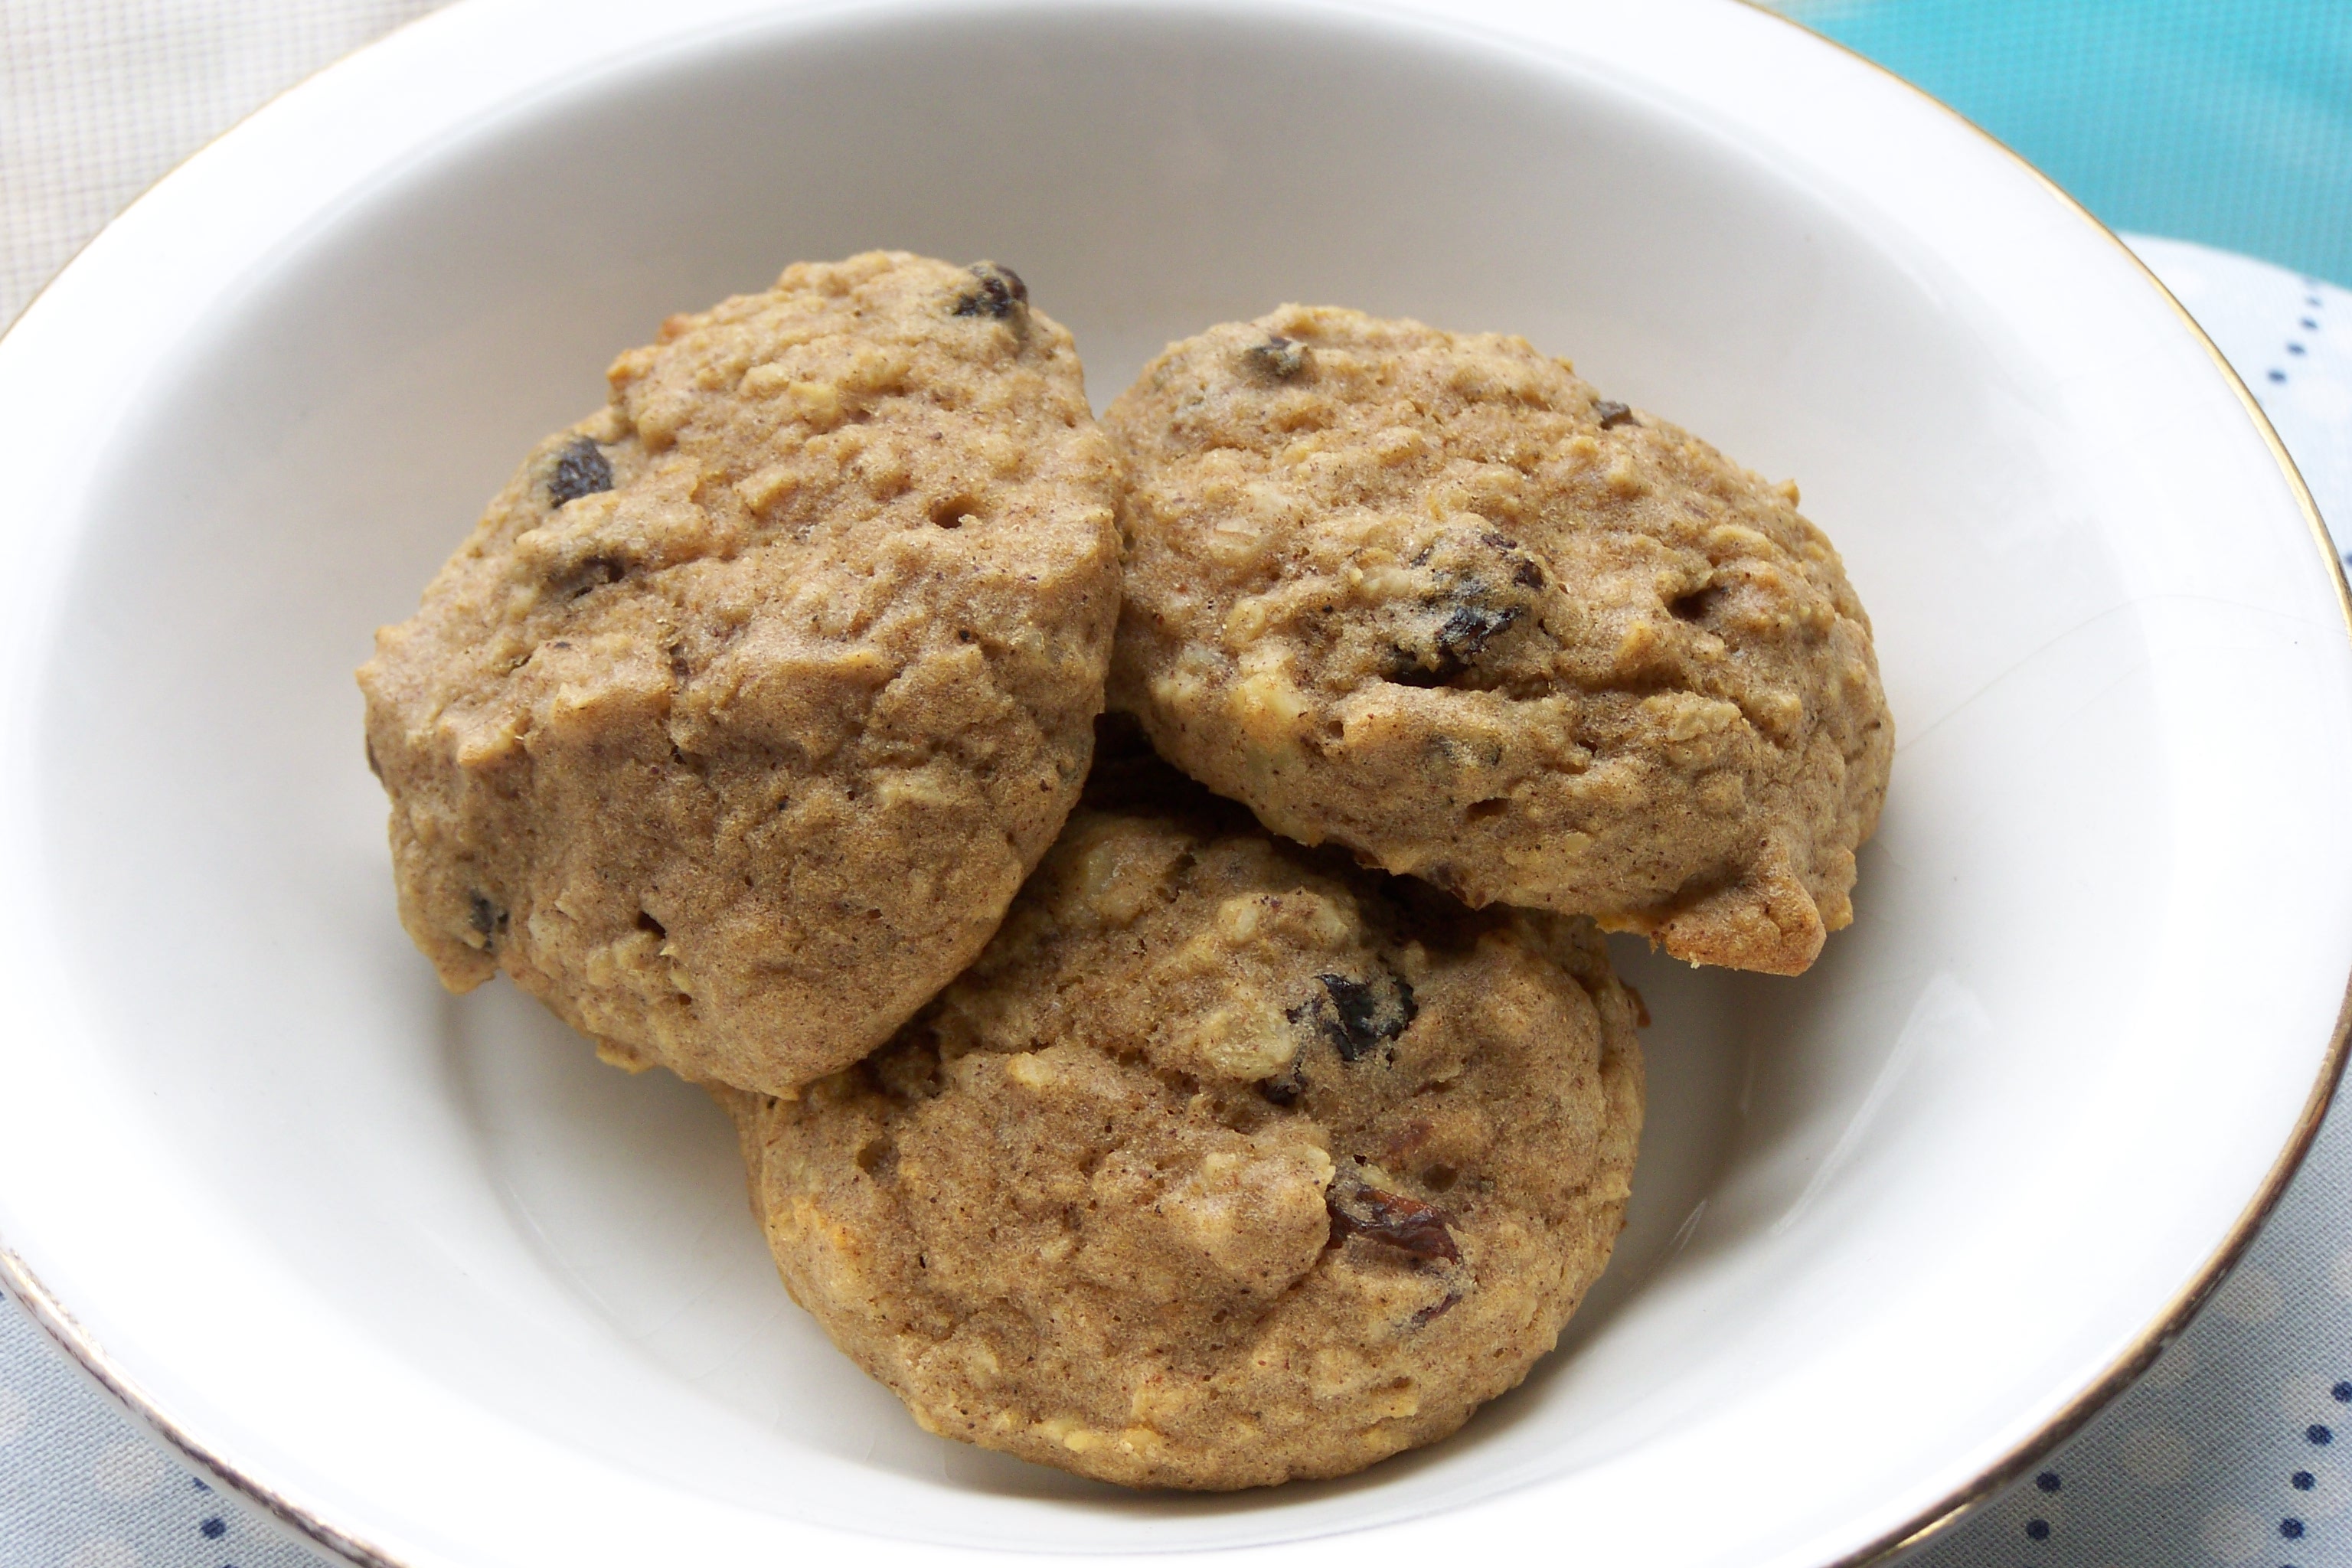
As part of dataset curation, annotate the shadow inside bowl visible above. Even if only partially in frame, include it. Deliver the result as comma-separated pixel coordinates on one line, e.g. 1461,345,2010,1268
444,924,1752,1508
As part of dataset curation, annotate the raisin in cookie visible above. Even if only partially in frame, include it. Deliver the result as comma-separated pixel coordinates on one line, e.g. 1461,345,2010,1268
1108,305,1892,975
721,752,1643,1488
359,252,1121,1094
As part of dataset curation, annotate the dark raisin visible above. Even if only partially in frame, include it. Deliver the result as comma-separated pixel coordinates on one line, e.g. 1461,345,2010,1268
951,262,1029,320
1407,1290,1462,1328
1309,969,1417,1062
1258,1063,1305,1107
1393,607,1509,685
1327,1178,1460,1263
1438,602,1517,662
466,892,508,947
1592,398,1636,430
1243,335,1311,381
1512,557,1546,589
548,436,613,506
1393,602,1520,686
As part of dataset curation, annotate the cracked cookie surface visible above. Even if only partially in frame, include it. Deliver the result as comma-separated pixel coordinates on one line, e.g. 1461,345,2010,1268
359,252,1121,1093
1108,305,1893,974
722,748,1643,1488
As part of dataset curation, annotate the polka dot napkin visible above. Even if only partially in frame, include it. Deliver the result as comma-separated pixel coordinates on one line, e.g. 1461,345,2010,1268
0,4,2347,1564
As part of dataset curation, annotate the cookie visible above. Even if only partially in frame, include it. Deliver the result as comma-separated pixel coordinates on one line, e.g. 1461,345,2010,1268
1106,305,1892,975
722,748,1643,1488
358,253,1122,1094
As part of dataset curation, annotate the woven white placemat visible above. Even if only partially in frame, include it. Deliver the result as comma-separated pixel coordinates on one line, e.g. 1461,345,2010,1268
1,0,445,325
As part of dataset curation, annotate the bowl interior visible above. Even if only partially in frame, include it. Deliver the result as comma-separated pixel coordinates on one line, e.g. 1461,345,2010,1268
6,3,2348,1565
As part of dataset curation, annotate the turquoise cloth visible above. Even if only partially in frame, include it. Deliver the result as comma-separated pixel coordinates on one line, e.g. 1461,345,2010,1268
1785,0,2352,287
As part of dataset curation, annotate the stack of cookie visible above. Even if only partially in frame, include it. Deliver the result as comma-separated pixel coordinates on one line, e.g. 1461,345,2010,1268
359,252,1890,1490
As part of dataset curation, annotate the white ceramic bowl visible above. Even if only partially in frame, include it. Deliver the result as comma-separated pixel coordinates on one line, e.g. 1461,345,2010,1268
2,2,2347,1564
